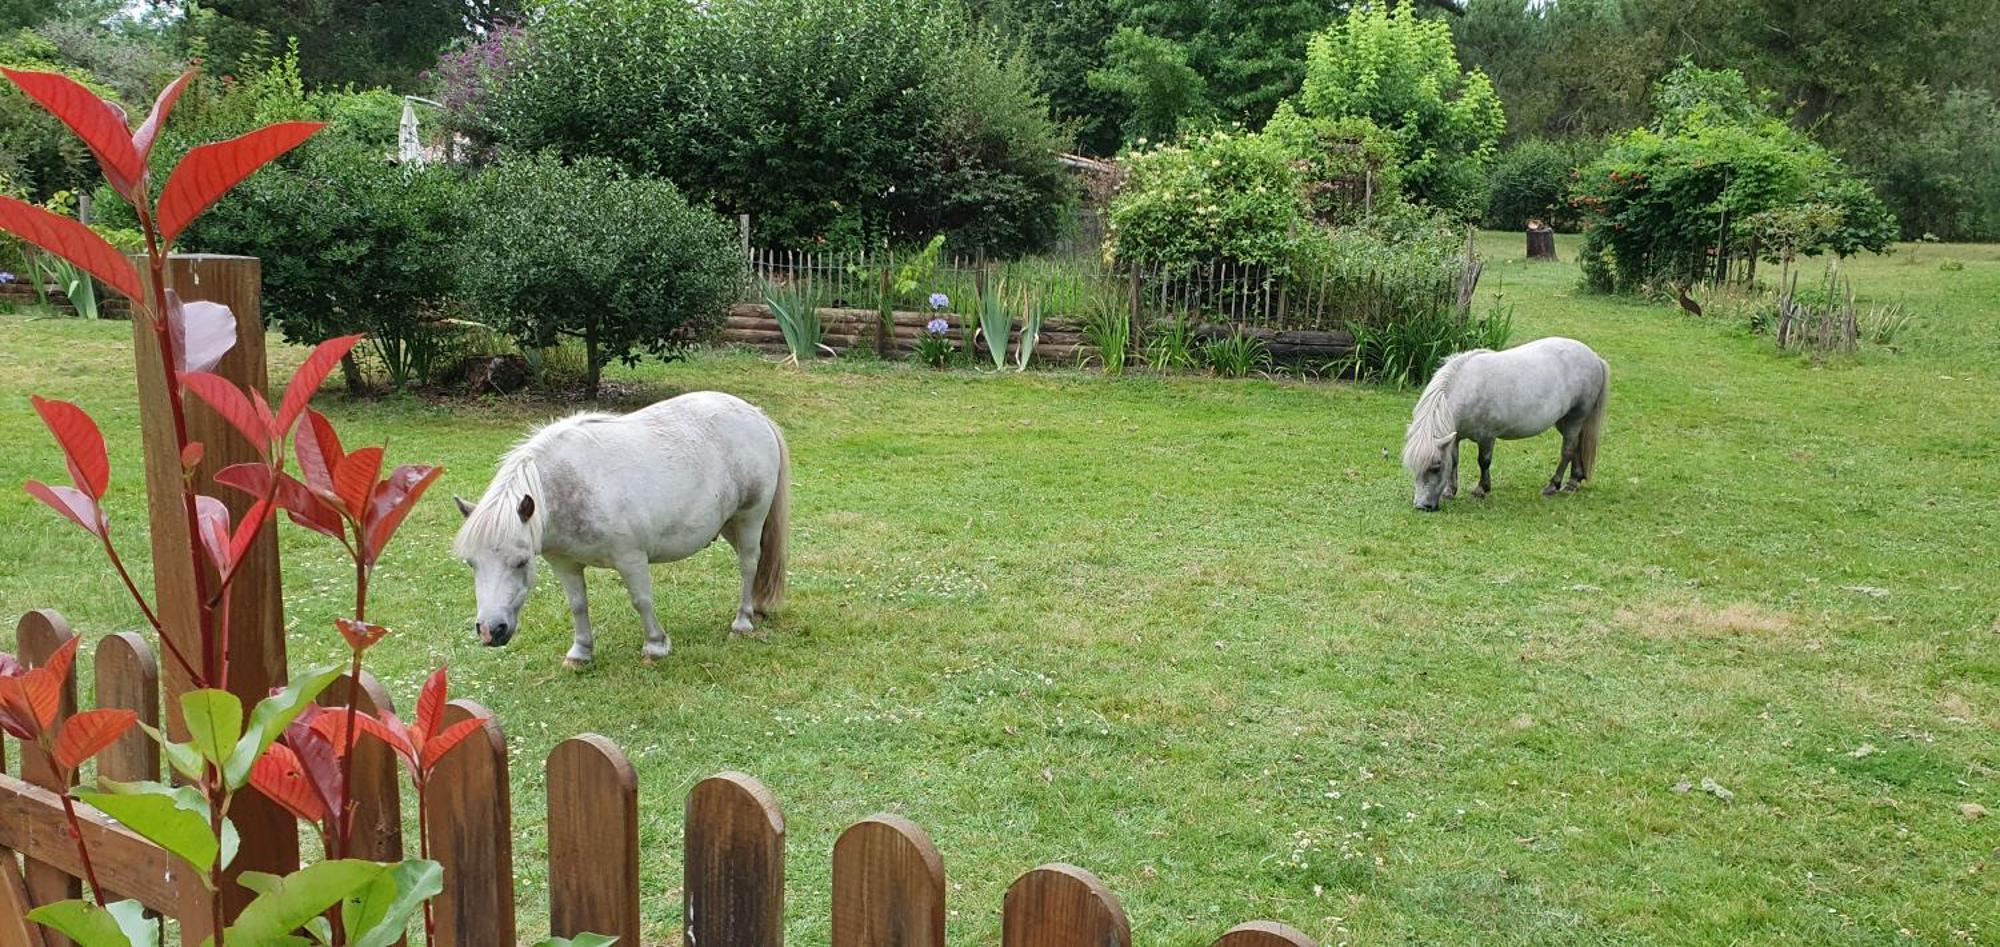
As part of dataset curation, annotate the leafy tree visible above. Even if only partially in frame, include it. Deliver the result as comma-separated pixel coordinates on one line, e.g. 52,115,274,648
1086,27,1210,145
1296,4,1504,218
972,0,1123,156
460,153,743,398
173,0,521,90
1482,137,1601,231
1865,88,2000,241
1105,129,1305,272
489,0,1075,254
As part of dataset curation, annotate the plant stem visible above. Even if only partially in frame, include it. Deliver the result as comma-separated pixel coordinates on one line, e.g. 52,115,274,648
56,790,107,907
100,528,199,682
335,560,371,857
417,781,434,943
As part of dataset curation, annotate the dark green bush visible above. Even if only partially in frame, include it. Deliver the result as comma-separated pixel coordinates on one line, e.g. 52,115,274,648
1105,128,1305,272
179,142,474,390
487,0,1075,255
1483,137,1600,231
1864,88,2000,242
461,153,743,397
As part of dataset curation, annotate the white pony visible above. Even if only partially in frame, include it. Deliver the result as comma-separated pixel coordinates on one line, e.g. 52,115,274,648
453,391,790,667
1402,337,1608,511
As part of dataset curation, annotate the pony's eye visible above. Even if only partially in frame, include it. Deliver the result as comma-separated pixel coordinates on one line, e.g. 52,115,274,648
510,558,530,570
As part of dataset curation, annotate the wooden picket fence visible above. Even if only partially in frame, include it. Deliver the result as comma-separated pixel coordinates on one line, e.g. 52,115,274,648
0,609,1321,947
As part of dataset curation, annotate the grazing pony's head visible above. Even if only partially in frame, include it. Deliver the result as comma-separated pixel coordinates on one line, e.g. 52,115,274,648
1402,351,1481,511
452,445,545,647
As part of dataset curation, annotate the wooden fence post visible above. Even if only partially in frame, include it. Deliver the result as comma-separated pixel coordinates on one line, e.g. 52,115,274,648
130,254,296,936
685,772,785,947
426,701,514,947
15,613,75,947
546,735,640,945
831,815,944,947
1001,864,1130,947
1213,921,1316,947
320,674,401,862
91,635,159,786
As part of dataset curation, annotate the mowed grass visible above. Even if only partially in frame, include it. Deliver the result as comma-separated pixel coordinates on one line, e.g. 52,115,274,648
2,233,1997,945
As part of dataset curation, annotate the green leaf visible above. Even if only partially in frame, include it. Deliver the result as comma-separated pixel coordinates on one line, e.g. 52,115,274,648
78,781,223,873
140,722,207,783
224,665,341,789
534,936,619,947
344,859,443,947
180,689,244,769
28,899,157,947
218,860,388,947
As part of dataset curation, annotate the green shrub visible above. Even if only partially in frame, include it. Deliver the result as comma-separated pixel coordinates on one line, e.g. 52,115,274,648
488,0,1074,255
1864,88,2000,242
461,152,743,397
1262,104,1405,226
1105,129,1304,272
1295,4,1505,219
1200,328,1270,378
1483,137,1600,231
1340,299,1512,388
1572,64,1895,294
179,142,474,390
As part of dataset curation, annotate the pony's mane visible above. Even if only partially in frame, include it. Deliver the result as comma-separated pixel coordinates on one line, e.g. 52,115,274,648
451,411,617,556
1401,349,1488,473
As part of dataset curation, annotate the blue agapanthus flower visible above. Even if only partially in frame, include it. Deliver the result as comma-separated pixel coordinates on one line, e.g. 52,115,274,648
928,292,950,311
925,317,950,335
0,272,14,284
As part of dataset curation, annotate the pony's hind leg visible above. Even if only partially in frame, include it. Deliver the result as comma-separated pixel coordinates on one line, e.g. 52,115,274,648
1472,439,1494,498
612,553,672,663
1544,428,1579,496
722,515,764,637
552,558,596,669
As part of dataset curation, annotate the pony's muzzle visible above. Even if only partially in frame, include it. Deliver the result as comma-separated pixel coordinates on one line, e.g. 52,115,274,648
477,621,513,647
1415,502,1440,513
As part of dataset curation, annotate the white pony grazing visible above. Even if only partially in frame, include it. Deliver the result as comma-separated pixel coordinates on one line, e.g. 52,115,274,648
1402,336,1608,511
453,391,790,667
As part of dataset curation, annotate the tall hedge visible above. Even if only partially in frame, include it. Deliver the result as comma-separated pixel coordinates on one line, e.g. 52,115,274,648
483,0,1076,254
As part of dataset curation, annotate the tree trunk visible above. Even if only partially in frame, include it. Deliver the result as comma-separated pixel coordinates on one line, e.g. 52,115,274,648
584,329,602,400
339,352,365,394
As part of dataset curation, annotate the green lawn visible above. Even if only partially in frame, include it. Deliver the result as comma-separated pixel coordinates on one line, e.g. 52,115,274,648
3,233,1996,945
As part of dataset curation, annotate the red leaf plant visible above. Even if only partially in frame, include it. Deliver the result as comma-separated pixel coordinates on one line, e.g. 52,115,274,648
0,65,459,942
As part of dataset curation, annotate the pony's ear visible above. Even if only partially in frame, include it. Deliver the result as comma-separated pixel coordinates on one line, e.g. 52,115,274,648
454,495,474,518
1436,430,1459,447
517,494,536,522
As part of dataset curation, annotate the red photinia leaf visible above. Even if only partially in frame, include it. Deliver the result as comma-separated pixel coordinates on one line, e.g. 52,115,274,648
53,707,138,771
278,335,363,436
333,617,388,654
0,69,144,197
332,447,383,521
132,69,195,163
0,680,38,740
194,494,233,572
167,291,238,375
362,464,441,563
213,462,272,497
419,717,485,773
0,196,145,302
181,442,205,471
281,709,344,818
179,371,271,456
24,480,103,537
250,390,278,443
250,742,328,823
278,476,345,542
22,635,79,730
413,667,447,744
351,710,417,775
294,409,345,498
227,497,271,567
31,396,109,500
156,121,326,245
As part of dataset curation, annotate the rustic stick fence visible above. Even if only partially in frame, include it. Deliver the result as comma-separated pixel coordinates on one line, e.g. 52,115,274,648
1,615,1323,947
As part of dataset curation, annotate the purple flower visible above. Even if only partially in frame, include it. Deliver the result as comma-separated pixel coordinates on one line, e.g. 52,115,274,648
0,272,13,284
928,292,950,311
925,318,950,335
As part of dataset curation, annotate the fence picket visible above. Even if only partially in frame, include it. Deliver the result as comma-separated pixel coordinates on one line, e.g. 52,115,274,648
426,700,514,947
686,771,785,947
1001,864,1130,947
15,612,77,944
0,852,41,947
547,735,640,945
92,634,158,785
321,674,401,863
1213,921,1316,947
831,815,944,947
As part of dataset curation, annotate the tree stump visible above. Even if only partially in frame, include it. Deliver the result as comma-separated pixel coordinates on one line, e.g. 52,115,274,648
1526,220,1557,261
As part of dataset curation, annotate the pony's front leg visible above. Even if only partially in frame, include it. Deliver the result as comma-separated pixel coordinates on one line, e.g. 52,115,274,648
552,559,595,669
1472,440,1494,498
613,555,672,664
1443,439,1462,500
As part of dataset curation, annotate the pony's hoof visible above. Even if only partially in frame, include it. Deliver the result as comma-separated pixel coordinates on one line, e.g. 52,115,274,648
1542,483,1561,497
561,657,590,671
1471,486,1489,499
1561,482,1581,494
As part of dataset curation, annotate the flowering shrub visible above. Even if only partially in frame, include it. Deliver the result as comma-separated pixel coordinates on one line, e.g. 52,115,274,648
424,25,523,158
1106,129,1305,273
915,316,955,367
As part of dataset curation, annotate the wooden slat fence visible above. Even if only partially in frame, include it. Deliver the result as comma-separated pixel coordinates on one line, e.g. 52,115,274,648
2,609,1326,947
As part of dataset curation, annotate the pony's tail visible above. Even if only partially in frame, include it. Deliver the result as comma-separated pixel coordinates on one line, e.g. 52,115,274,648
753,417,789,614
1577,360,1609,481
